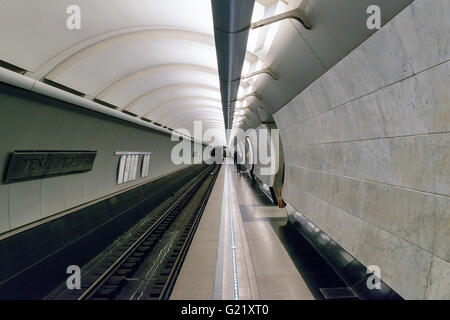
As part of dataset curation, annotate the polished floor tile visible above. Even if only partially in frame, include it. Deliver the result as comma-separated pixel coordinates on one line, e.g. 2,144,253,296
172,163,315,300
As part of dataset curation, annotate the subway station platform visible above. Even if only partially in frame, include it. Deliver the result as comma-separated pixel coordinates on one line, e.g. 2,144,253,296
171,161,314,300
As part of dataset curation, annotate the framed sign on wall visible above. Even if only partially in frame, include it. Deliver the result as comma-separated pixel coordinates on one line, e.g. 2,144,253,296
3,150,97,184
141,154,151,178
115,152,151,184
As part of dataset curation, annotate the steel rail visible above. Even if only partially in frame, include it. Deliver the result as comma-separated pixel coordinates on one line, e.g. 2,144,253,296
78,166,214,300
158,165,220,299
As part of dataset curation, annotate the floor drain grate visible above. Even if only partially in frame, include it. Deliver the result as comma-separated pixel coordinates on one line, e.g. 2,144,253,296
319,287,357,299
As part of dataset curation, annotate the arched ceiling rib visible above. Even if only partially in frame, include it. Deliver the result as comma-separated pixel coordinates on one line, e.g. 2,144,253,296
45,30,217,79
93,65,222,108
45,35,220,99
183,120,225,129
0,0,217,72
167,112,225,128
94,64,218,99
1,1,296,146
43,29,257,79
124,84,221,112
147,97,221,118
167,110,225,126
156,105,223,124
179,121,225,129
172,123,226,139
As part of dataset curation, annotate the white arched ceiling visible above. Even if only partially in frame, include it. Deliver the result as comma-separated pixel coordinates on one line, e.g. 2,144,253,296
2,1,292,146
184,121,226,131
94,64,218,100
148,98,222,120
168,112,224,128
124,84,220,114
0,0,242,146
0,0,216,72
46,33,220,97
172,117,226,145
155,104,222,123
158,108,224,129
92,64,220,107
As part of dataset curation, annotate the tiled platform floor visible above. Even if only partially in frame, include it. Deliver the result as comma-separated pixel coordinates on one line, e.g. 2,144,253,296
171,161,314,300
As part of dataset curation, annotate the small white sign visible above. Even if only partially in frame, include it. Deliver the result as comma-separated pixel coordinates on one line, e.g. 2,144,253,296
116,152,151,184
141,154,151,178
123,155,132,183
117,155,126,184
131,155,138,180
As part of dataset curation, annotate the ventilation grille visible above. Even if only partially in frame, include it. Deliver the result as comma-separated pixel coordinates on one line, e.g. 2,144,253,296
139,117,174,132
0,60,27,74
140,117,153,123
93,98,118,110
319,287,358,300
121,109,137,117
42,79,85,97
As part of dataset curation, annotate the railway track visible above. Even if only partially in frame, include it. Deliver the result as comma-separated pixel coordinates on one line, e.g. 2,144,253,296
75,164,220,300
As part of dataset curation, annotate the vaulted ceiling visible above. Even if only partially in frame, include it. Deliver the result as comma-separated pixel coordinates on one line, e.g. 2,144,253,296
0,0,414,145
0,0,252,145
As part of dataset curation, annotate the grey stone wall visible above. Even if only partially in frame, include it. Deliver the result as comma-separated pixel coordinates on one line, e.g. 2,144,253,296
274,0,449,299
0,84,197,235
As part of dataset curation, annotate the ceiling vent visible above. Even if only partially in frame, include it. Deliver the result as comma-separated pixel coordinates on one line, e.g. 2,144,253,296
93,98,119,110
140,117,153,123
0,60,27,75
42,79,85,97
121,110,138,117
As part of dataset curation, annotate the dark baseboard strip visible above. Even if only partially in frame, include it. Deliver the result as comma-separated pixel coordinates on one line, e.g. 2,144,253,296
285,202,403,300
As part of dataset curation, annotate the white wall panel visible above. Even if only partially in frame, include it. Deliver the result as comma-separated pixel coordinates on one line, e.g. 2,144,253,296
275,0,450,299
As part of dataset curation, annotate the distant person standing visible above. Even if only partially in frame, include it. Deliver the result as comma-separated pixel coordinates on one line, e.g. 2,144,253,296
234,150,239,172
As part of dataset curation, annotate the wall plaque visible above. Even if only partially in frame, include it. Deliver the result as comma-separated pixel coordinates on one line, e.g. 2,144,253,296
115,151,151,185
3,150,97,183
